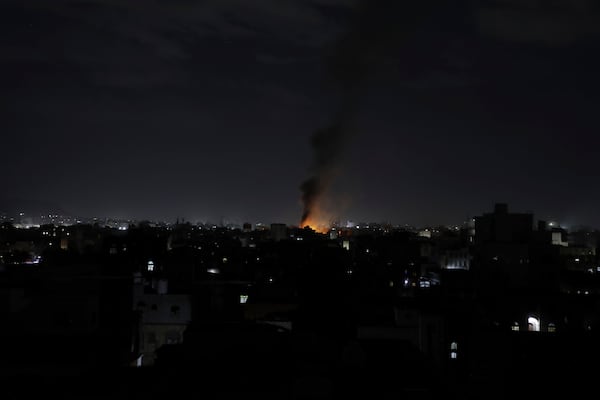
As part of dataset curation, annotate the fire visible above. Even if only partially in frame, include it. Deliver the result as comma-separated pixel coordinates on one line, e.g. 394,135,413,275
300,205,331,234
300,217,330,234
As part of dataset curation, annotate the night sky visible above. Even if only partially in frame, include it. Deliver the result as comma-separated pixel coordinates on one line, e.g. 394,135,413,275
3,0,600,228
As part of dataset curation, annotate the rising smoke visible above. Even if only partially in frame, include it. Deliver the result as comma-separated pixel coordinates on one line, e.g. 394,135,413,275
300,122,345,224
300,1,437,227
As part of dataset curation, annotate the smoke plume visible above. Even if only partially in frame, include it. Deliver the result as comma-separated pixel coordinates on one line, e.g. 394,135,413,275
300,122,345,224
300,1,436,227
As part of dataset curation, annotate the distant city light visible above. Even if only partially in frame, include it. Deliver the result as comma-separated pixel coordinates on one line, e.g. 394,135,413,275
207,268,220,275
24,255,42,265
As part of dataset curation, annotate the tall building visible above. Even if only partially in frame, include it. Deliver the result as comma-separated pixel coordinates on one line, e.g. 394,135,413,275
472,203,534,288
270,223,287,242
474,203,533,244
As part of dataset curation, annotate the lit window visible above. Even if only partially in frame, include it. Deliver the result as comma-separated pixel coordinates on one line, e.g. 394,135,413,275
528,316,540,332
450,352,457,359
450,342,458,351
147,261,154,272
240,295,248,304
548,323,556,333
511,322,520,332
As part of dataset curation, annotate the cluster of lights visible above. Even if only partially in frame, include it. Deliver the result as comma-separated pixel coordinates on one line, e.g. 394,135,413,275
23,255,42,265
449,342,458,359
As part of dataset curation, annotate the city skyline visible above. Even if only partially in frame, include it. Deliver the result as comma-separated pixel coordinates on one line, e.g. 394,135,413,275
0,200,589,234
3,1,600,228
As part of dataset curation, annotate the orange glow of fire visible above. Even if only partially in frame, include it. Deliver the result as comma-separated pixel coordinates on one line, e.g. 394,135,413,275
300,206,331,234
301,218,330,234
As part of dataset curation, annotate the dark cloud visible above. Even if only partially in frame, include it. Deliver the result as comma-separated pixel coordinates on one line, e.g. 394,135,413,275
0,0,359,91
477,0,600,45
9,0,356,45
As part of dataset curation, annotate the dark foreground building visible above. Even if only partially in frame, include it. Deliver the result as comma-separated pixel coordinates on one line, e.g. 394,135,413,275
1,208,599,398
